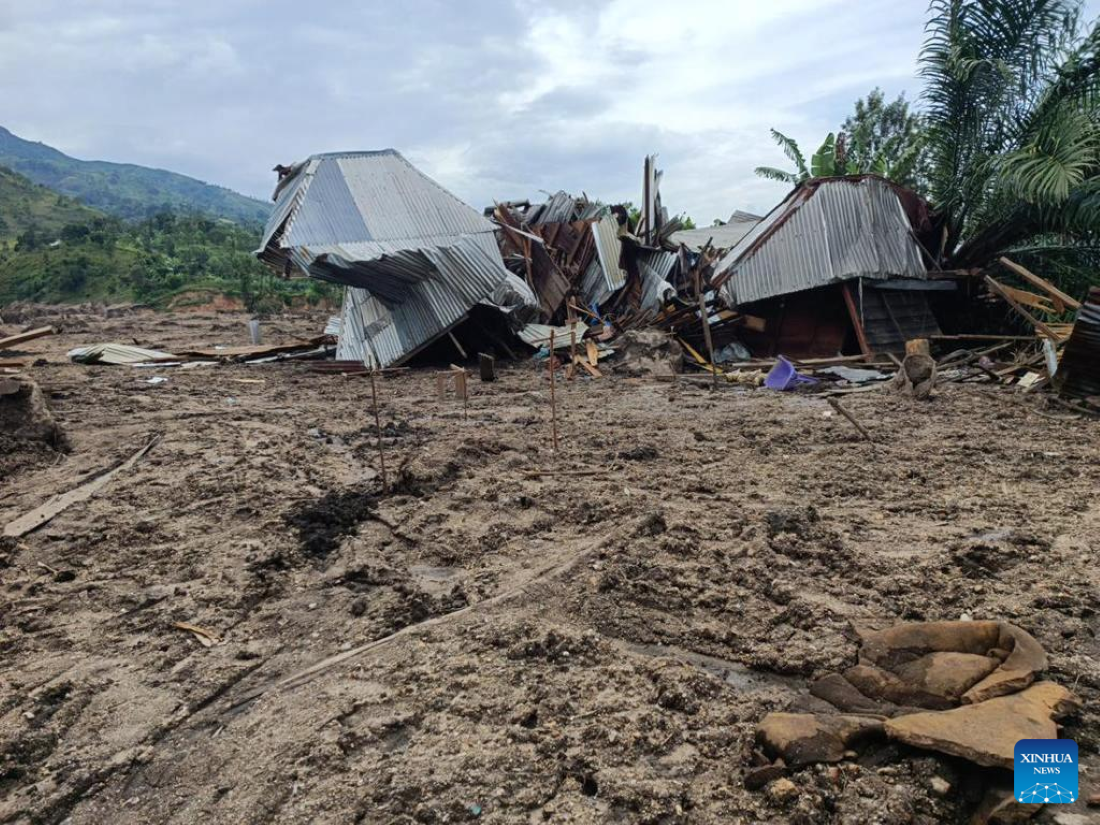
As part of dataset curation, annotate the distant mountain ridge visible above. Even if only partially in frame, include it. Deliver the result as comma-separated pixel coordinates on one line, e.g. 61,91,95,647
0,165,103,241
0,125,270,225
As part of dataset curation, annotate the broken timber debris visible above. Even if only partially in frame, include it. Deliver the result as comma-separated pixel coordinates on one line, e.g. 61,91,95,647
4,435,160,538
0,326,57,351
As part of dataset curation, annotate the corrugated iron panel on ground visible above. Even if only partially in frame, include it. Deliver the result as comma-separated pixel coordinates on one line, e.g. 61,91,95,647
518,322,589,349
717,177,926,307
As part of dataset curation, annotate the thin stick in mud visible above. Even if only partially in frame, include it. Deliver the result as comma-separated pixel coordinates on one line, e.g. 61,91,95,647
369,369,389,492
548,330,559,455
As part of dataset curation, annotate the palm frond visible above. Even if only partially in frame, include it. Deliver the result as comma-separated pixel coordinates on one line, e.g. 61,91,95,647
754,167,800,184
769,130,809,178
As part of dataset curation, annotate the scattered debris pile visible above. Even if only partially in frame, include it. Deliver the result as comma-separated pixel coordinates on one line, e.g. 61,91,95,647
245,150,1097,403
65,336,335,366
753,621,1081,823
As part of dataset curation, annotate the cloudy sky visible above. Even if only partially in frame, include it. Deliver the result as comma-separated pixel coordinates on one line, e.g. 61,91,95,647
1,0,1097,223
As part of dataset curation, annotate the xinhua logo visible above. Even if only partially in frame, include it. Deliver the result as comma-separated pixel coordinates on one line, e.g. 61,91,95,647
1014,739,1078,804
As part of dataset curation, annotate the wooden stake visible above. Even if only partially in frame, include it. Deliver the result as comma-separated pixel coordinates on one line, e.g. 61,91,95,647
567,299,578,380
827,398,874,444
693,255,719,391
452,368,468,422
369,370,389,492
479,353,496,382
548,330,559,455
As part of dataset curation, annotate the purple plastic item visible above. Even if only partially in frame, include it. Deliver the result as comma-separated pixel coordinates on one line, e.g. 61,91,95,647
764,356,819,391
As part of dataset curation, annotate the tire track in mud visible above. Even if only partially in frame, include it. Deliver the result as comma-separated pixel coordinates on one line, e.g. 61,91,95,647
222,531,614,713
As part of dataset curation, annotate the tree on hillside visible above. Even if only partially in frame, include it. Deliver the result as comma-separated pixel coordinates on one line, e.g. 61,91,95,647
842,88,929,194
921,0,1100,291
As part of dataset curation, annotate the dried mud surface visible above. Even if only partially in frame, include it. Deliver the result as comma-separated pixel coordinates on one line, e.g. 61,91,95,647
1,309,1098,825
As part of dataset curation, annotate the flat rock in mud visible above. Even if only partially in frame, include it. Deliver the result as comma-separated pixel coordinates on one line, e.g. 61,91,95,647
809,673,909,716
757,712,883,767
844,663,956,710
972,782,1044,825
893,652,1001,702
884,682,1080,769
856,620,1047,705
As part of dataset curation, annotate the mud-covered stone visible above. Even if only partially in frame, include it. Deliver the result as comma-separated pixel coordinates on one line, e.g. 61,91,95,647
884,682,1080,769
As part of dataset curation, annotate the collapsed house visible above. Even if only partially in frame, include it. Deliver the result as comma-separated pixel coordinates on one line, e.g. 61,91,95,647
713,176,946,358
492,190,679,323
256,150,538,368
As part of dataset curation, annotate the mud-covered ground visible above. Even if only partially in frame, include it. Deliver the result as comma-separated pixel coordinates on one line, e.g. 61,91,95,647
1,309,1097,824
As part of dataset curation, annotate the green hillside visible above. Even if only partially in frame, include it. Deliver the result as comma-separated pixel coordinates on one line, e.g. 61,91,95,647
0,165,103,241
0,167,331,309
0,125,271,225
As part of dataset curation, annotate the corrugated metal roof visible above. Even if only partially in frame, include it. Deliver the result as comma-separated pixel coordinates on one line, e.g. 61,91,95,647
259,150,532,367
517,322,589,350
637,250,677,311
669,215,760,252
262,150,498,252
716,177,926,306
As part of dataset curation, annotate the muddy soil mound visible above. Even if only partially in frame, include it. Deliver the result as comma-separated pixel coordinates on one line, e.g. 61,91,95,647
0,376,67,478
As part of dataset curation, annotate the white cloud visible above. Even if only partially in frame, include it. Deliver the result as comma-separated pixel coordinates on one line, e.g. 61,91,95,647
1,0,1098,221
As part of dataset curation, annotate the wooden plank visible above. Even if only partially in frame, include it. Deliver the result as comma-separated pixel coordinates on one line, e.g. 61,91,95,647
577,359,602,379
0,326,56,350
999,257,1081,312
585,339,599,367
447,331,468,360
984,275,1064,342
4,436,160,538
842,283,873,358
929,334,1039,342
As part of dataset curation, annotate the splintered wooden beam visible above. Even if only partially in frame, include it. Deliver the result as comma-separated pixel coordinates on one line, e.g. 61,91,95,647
985,275,1064,342
999,257,1081,312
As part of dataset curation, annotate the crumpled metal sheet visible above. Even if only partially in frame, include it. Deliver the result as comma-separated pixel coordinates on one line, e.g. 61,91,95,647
258,150,534,368
68,344,177,365
637,249,677,312
517,322,590,350
331,236,537,368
